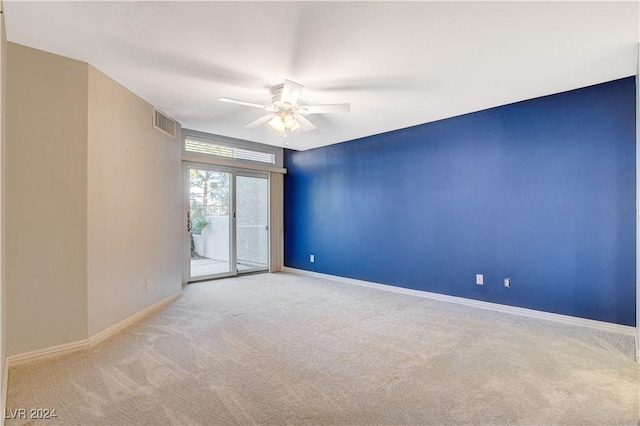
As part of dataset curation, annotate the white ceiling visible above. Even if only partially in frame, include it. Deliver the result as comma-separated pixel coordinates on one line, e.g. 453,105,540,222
4,1,639,151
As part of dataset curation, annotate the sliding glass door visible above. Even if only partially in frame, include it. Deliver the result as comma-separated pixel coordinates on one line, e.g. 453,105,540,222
185,164,269,281
187,165,234,280
236,173,269,273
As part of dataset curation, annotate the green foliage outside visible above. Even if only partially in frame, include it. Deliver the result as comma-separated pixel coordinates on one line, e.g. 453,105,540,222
190,204,209,235
189,169,230,235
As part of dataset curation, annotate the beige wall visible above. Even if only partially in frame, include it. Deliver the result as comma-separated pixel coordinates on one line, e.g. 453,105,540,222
6,43,88,355
5,43,183,356
87,66,182,336
1,0,7,417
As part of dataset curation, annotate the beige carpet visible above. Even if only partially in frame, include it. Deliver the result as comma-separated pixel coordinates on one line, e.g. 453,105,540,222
6,272,639,425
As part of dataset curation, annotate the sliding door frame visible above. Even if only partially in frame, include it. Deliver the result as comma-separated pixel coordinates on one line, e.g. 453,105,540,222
181,129,286,285
184,162,280,282
183,162,237,282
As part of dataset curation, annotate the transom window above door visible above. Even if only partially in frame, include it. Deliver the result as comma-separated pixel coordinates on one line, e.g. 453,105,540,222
185,137,275,164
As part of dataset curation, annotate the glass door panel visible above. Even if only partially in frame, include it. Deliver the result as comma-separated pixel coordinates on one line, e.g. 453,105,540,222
236,174,269,273
188,166,233,280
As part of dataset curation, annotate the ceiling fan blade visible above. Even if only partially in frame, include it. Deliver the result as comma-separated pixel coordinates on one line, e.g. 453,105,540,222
295,114,316,132
281,80,304,106
219,97,271,110
244,114,274,128
298,103,351,114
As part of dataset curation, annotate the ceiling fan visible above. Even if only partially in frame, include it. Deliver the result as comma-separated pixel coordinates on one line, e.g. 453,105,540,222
219,79,350,138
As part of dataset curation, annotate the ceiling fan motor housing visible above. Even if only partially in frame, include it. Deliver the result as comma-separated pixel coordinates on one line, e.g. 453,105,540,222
219,79,349,135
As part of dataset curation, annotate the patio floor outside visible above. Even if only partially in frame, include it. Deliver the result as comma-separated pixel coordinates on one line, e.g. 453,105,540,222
191,258,266,277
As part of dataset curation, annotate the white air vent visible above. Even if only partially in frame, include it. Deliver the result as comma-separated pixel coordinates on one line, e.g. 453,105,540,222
153,108,177,138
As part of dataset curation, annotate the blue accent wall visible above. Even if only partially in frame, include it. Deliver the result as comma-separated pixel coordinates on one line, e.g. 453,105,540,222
284,77,636,326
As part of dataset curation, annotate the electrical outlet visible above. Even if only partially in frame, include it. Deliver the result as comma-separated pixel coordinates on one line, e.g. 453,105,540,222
145,279,150,290
310,254,315,263
504,278,511,288
476,274,483,285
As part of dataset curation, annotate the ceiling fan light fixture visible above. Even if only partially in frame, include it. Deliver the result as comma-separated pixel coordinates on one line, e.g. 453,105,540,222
284,114,298,129
220,79,349,137
268,113,300,133
268,115,286,132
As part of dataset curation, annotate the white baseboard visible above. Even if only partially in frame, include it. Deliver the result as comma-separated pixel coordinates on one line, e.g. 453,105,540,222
6,339,88,367
7,291,182,368
89,292,182,347
282,267,636,337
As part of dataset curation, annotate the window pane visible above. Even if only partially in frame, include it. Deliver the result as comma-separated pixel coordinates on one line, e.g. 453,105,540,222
185,138,275,164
